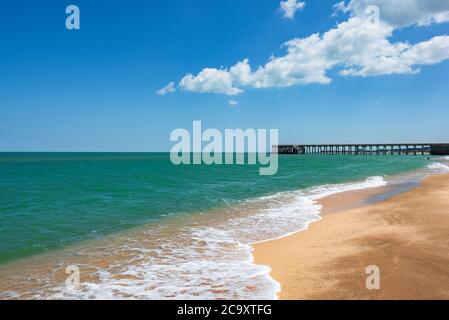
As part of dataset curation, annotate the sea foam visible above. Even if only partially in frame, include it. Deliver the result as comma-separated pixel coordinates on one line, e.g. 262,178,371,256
38,177,387,300
427,162,449,171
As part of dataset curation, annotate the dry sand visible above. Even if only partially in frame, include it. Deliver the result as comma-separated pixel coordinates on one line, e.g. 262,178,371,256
253,173,449,299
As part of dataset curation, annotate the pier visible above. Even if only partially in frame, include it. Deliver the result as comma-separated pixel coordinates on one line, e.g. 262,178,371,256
274,144,449,155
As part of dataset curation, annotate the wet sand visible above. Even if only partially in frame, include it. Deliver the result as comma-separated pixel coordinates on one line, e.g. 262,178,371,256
253,173,449,299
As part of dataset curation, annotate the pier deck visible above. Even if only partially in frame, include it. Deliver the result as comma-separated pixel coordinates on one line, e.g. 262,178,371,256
274,144,449,155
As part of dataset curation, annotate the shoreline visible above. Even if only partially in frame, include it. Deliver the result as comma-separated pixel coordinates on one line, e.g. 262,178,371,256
253,173,449,299
0,163,447,299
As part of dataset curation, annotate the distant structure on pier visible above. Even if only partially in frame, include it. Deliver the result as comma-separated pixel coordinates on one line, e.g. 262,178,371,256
274,144,449,155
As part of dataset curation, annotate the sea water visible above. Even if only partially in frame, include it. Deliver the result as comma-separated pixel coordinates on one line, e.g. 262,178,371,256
0,153,447,299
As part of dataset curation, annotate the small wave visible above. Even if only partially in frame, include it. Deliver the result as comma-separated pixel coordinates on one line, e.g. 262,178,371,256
306,176,387,200
427,162,449,171
248,176,386,203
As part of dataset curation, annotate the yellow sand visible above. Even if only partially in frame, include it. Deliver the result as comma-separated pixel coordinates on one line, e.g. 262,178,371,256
253,173,449,299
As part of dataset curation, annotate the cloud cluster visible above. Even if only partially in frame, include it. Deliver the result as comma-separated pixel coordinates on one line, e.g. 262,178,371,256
163,0,449,96
280,0,306,19
179,68,242,95
334,0,449,28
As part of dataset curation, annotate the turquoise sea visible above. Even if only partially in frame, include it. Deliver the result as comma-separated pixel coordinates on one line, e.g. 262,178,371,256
0,152,431,264
0,152,446,299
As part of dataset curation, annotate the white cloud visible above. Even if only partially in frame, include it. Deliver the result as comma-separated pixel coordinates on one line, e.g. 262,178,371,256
340,34,449,77
280,0,306,19
334,0,449,28
228,100,239,106
156,81,176,95
167,0,449,95
179,68,242,95
229,59,253,86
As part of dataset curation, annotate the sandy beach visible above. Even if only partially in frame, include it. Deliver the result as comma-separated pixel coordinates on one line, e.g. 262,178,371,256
253,173,449,299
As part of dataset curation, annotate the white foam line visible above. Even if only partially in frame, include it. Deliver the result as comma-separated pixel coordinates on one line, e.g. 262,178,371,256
250,216,321,246
248,246,281,300
251,176,386,245
427,162,449,171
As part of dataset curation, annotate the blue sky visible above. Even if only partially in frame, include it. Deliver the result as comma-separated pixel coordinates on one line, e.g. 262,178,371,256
1,0,449,151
